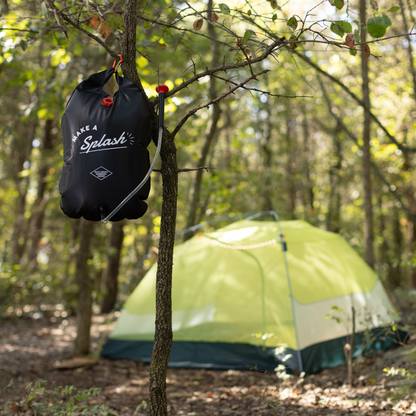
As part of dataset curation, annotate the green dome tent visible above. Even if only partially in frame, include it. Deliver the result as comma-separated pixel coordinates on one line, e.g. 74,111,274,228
102,219,400,374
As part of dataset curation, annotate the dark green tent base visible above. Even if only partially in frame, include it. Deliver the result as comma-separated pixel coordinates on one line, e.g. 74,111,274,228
101,327,406,374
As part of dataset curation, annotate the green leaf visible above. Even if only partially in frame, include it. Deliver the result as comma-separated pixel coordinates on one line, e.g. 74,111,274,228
143,21,151,29
270,0,278,9
76,394,81,401
367,16,387,38
19,40,27,51
218,3,230,15
272,13,277,22
81,392,87,401
330,22,345,37
289,34,299,49
244,29,255,44
388,6,400,12
70,397,74,405
287,16,298,30
381,13,392,27
350,48,357,56
247,9,251,16
334,0,344,10
337,21,352,33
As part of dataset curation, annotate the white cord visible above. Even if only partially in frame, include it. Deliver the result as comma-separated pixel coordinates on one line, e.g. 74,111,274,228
102,126,162,223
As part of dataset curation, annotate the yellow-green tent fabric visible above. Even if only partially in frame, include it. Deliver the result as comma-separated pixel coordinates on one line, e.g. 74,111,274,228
102,220,400,373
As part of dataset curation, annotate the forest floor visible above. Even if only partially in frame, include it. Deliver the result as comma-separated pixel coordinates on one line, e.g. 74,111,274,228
1,313,416,416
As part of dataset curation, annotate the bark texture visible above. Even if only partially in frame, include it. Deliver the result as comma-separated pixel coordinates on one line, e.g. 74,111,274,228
360,0,375,268
149,130,177,415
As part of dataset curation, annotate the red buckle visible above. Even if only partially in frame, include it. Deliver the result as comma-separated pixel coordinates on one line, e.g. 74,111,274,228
156,84,169,94
101,97,113,107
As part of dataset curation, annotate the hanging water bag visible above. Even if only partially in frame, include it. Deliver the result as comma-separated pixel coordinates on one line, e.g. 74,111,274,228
59,67,153,222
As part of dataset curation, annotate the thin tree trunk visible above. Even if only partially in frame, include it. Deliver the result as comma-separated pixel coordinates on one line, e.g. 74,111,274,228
27,119,55,268
149,131,177,415
326,125,342,233
377,193,394,282
285,104,296,216
10,121,36,265
391,208,403,287
121,1,178,414
260,73,274,212
360,0,374,268
301,109,314,213
73,219,95,356
101,221,125,313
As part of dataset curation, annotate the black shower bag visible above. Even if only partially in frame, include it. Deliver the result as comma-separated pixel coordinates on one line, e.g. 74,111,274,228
59,68,153,221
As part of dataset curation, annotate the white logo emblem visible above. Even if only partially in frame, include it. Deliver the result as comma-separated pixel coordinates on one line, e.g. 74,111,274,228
90,166,113,180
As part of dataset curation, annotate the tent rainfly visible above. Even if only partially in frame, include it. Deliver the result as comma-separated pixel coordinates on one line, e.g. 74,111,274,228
102,219,401,374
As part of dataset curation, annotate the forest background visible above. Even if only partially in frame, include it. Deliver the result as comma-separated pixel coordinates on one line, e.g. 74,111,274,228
1,0,416,412
1,0,415,314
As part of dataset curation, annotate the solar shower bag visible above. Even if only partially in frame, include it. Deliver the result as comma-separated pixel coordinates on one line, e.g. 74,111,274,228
59,68,152,221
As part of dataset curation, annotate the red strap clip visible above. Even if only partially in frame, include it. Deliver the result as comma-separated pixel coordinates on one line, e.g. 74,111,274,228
112,54,123,72
101,97,113,107
156,84,169,94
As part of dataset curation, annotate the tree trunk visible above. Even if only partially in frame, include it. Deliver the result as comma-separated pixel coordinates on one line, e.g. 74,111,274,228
377,193,394,282
121,1,178,414
285,103,296,216
326,125,342,233
301,108,314,214
260,73,274,212
27,118,55,268
73,218,95,356
360,0,375,268
101,221,125,314
149,129,177,415
10,120,36,265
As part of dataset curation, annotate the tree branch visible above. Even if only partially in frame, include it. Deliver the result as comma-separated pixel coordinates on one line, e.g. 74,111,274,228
45,0,119,60
153,167,215,173
172,69,269,137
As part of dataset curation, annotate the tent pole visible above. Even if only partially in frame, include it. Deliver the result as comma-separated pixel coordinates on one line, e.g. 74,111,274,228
271,211,304,375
